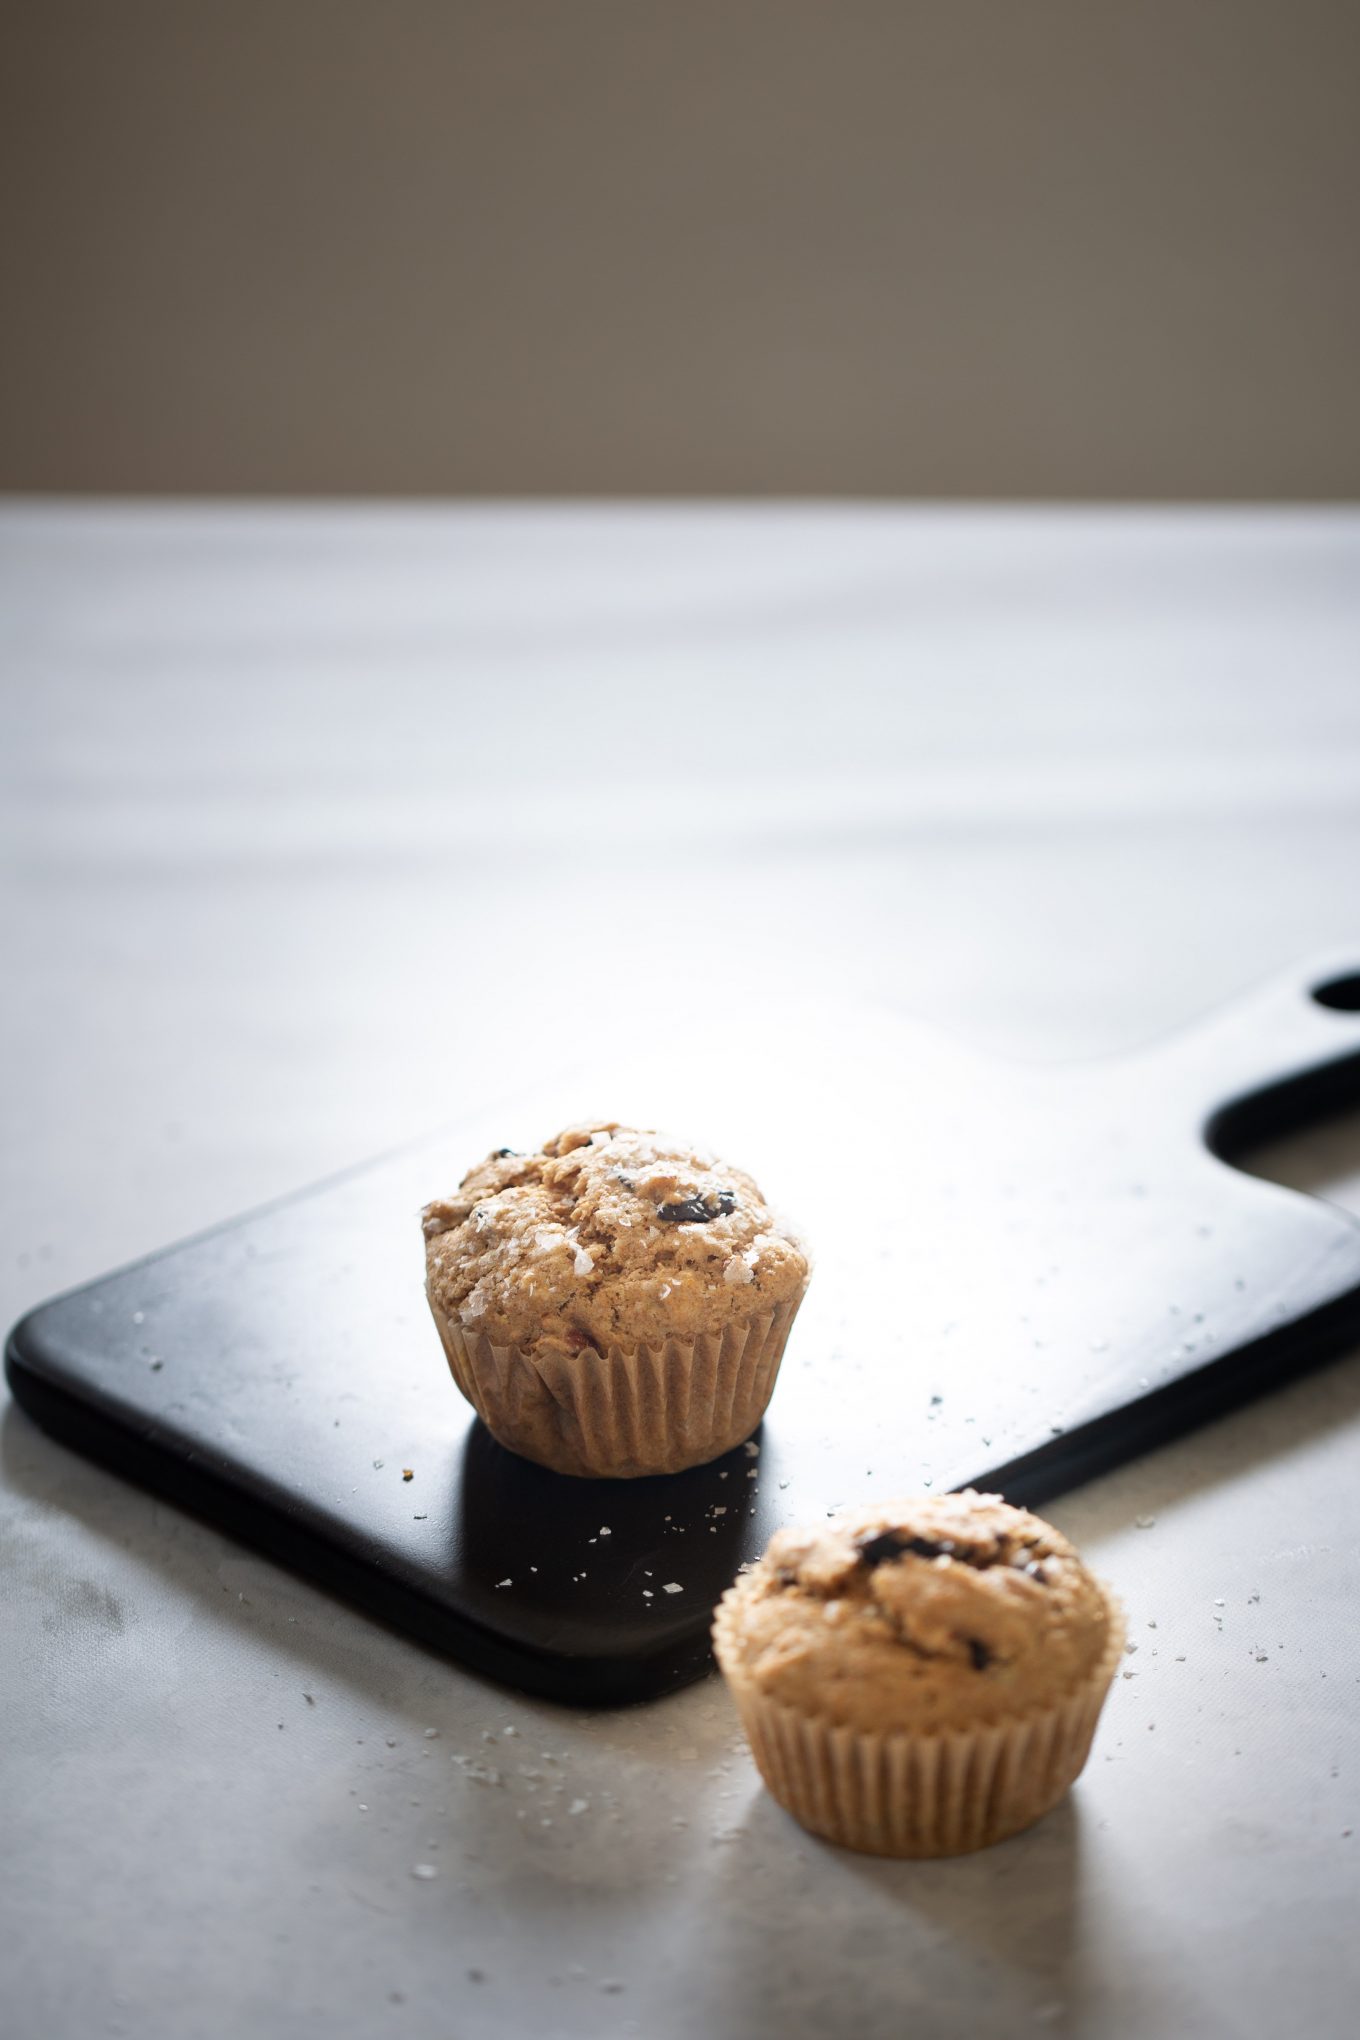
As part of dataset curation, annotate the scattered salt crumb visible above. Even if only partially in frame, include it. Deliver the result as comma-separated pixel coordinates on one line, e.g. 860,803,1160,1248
1135,1515,1155,1529
642,1590,653,1598
574,1247,594,1277
744,1441,760,1457
424,1728,439,1739
411,1863,439,1880
599,1526,612,1537
662,1582,683,1595
568,1798,590,1815
495,1578,513,1589
455,1758,502,1786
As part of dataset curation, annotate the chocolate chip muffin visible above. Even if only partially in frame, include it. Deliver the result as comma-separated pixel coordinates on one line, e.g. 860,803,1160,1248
422,1121,809,1477
713,1491,1123,1855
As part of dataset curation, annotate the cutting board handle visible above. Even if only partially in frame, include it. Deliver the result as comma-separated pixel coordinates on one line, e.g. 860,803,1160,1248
1151,953,1360,1154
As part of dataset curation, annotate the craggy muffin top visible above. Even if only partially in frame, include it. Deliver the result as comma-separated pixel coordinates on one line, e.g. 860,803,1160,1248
423,1121,808,1356
717,1492,1116,1735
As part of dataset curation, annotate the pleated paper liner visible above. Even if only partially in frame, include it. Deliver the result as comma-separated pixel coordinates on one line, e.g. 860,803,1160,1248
429,1286,807,1477
713,1590,1126,1857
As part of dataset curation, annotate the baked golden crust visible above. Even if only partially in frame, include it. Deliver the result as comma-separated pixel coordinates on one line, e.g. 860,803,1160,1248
717,1491,1115,1736
423,1120,809,1359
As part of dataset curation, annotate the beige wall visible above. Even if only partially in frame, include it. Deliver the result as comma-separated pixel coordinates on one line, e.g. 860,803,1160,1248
2,1,1357,498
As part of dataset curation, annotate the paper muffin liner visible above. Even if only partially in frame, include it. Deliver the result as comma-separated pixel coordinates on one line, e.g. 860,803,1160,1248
713,1591,1126,1857
428,1285,806,1478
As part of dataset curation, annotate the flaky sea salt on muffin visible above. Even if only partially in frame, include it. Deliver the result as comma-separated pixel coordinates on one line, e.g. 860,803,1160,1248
713,1491,1123,1856
422,1121,810,1478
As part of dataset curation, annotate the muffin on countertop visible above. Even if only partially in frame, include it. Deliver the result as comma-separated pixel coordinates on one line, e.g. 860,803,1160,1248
423,1120,809,1478
714,1491,1123,1855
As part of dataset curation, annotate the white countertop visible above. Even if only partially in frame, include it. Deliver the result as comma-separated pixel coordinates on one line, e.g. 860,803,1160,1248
2,504,1359,2039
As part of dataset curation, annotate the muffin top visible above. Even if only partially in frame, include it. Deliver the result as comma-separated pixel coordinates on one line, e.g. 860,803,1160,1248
423,1121,808,1357
716,1492,1116,1735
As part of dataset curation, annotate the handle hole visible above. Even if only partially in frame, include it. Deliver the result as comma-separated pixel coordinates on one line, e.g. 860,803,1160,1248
1312,976,1360,1013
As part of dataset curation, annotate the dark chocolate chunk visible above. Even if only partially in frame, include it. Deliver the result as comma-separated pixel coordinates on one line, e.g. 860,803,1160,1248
493,1147,519,1158
855,1522,1057,1579
656,1190,738,1225
855,1529,958,1568
966,1637,993,1672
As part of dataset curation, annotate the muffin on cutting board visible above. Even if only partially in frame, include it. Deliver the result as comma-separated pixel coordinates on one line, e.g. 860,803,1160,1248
423,1120,809,1477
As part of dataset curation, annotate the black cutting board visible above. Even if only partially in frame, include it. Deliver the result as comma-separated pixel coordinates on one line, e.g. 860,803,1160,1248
9,957,1360,1706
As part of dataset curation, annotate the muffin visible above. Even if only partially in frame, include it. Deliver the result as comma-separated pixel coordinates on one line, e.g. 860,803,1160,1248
422,1120,809,1478
713,1491,1123,1856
